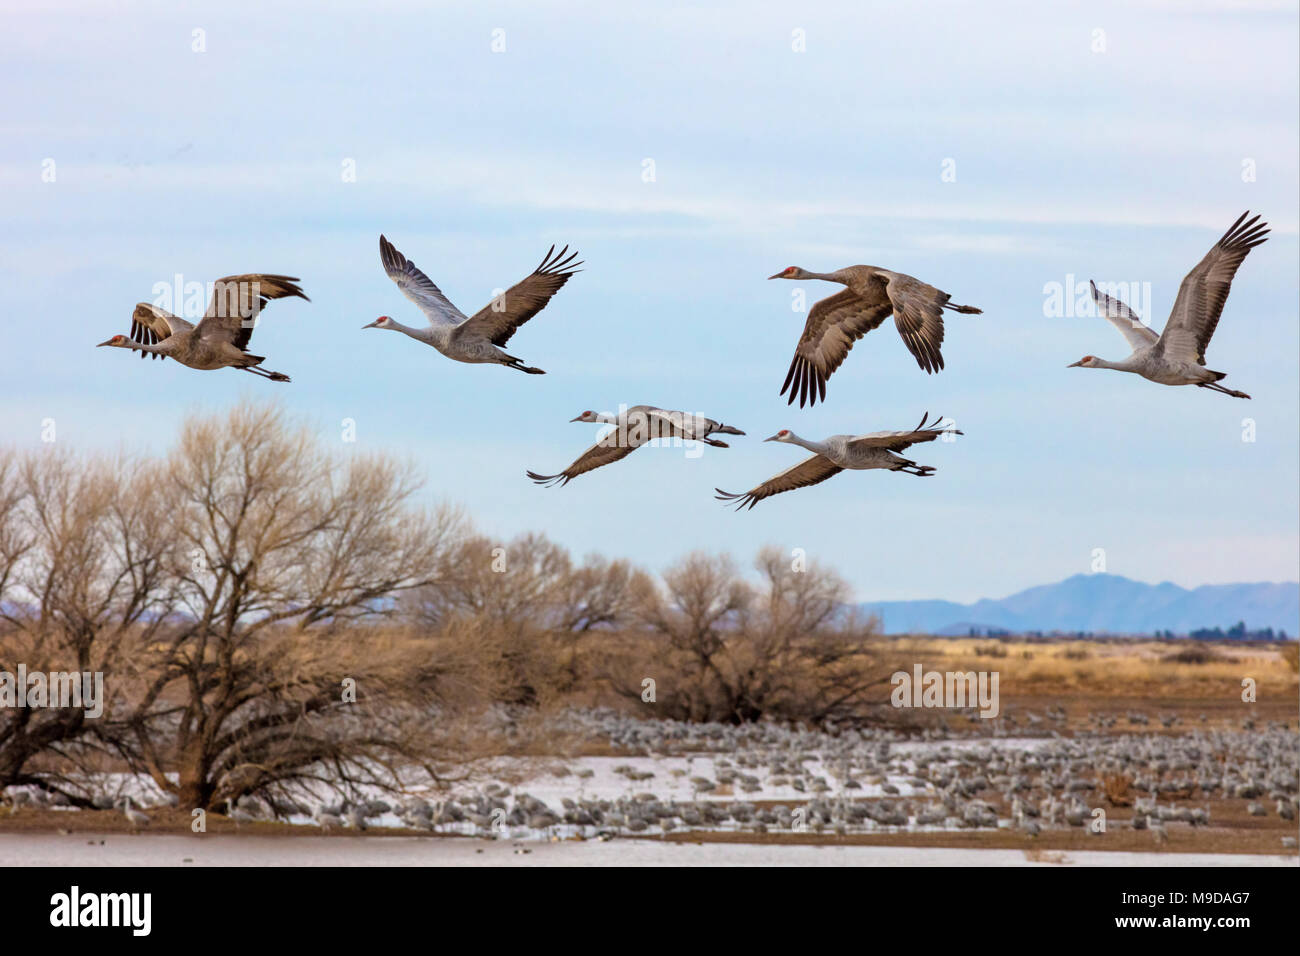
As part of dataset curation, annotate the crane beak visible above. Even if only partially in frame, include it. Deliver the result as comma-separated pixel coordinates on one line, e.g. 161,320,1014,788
361,320,379,330
1066,359,1084,368
763,433,782,442
96,338,114,347
569,415,584,422
767,272,783,280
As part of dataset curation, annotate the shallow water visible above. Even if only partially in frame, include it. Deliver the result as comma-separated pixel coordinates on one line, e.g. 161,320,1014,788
6,834,1294,867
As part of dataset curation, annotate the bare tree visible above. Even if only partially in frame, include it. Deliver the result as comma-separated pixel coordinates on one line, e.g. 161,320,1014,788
0,450,173,799
403,532,652,701
611,547,886,723
552,554,654,636
110,402,467,810
411,532,572,632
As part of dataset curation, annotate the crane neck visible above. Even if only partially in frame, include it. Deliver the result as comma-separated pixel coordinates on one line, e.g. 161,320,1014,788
787,433,829,456
389,319,423,338
1094,356,1133,371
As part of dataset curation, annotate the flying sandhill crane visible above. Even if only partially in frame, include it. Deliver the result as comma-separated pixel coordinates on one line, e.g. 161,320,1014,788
366,235,580,374
716,412,960,510
97,275,308,381
769,265,982,407
1067,212,1268,399
528,406,744,487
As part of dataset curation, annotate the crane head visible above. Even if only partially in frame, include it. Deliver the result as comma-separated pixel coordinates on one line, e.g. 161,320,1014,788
1068,355,1098,368
768,266,805,280
764,429,792,442
97,334,129,348
362,315,392,330
570,410,597,422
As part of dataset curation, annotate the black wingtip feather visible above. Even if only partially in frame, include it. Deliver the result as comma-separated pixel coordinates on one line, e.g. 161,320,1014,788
714,488,756,511
531,244,583,277
526,470,570,488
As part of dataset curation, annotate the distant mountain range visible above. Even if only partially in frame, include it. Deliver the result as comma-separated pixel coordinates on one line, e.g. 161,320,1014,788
860,574,1299,637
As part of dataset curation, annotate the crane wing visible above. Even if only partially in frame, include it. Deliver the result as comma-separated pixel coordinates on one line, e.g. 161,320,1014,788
194,274,308,349
379,235,466,327
879,270,956,375
527,430,643,487
780,287,893,408
455,245,582,347
1088,280,1158,351
847,411,962,451
1156,211,1269,365
130,303,191,361
715,454,843,510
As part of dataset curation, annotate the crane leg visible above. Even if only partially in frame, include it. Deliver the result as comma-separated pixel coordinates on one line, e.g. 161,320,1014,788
1197,382,1250,399
502,355,546,374
240,366,292,383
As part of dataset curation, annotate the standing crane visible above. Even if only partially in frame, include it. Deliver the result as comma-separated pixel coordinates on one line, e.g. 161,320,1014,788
528,406,743,487
716,412,960,509
366,235,580,374
1067,211,1268,399
769,265,982,407
97,274,308,381
118,795,150,831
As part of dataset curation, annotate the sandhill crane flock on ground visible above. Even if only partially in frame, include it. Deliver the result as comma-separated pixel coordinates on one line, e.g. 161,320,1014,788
23,710,1292,845
94,213,1270,508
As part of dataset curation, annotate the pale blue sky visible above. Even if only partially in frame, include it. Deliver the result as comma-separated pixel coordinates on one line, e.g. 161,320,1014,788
2,0,1296,602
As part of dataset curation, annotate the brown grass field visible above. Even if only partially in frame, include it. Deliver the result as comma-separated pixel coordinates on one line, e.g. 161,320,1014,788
873,636,1298,730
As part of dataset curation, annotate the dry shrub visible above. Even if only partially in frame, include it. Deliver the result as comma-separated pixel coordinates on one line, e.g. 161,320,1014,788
1162,645,1222,665
600,548,891,725
428,613,569,710
1101,771,1135,807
